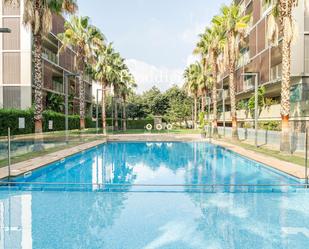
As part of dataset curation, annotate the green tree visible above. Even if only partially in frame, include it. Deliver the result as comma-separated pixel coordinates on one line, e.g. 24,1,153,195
184,62,205,129
119,71,136,130
213,4,251,139
59,16,103,129
195,23,225,137
92,43,118,134
266,0,298,153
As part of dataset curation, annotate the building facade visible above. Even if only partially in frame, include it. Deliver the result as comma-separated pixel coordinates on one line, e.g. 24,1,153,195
217,0,309,131
0,0,93,115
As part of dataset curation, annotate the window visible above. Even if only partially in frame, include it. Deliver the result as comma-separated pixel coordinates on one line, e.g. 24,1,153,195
2,17,20,50
305,35,309,73
3,52,20,84
3,86,20,108
306,0,309,31
2,0,20,15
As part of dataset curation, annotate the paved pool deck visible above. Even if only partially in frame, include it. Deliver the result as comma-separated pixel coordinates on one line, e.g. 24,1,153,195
0,133,305,181
0,139,107,179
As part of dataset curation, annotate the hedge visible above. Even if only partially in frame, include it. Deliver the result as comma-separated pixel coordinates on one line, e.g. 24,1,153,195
0,109,34,136
0,109,92,136
89,118,154,130
127,119,154,129
42,110,80,132
0,108,155,136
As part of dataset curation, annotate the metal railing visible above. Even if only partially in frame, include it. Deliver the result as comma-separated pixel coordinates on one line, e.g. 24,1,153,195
2,127,105,179
0,181,308,193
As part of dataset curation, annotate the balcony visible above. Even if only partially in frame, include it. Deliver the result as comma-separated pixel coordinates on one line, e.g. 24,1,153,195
237,49,250,68
43,48,58,65
218,89,230,101
52,79,64,93
270,63,282,81
243,77,254,91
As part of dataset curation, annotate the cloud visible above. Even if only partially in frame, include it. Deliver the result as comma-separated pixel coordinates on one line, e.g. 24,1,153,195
186,54,200,66
126,59,183,93
181,22,205,45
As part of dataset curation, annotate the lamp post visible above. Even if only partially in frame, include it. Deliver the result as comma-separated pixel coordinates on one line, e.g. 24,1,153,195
205,96,211,138
218,89,226,137
64,72,79,142
242,72,259,147
96,88,103,134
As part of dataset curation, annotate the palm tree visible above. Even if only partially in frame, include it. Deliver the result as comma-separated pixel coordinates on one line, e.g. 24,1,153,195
93,43,115,135
58,16,103,129
4,0,77,133
184,62,205,129
266,0,298,153
213,4,250,140
195,23,225,137
119,72,136,131
110,53,126,131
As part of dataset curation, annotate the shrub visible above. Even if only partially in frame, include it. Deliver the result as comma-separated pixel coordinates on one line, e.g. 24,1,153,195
42,110,80,132
0,108,155,136
259,121,281,131
127,119,154,129
0,108,34,136
0,109,94,136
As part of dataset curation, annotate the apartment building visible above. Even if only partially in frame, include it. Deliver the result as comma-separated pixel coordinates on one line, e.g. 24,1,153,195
217,0,309,131
0,0,93,115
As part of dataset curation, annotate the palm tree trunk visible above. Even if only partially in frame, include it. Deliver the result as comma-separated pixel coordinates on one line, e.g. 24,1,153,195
212,53,218,137
228,33,238,140
78,74,85,129
194,95,197,130
123,96,127,131
33,33,43,134
201,93,205,112
114,96,118,131
101,82,107,135
280,16,292,153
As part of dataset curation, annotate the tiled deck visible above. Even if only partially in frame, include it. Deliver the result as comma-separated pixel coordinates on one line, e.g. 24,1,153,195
0,139,106,179
211,139,306,180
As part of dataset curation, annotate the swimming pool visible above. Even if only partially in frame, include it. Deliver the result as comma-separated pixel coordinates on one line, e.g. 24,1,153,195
1,141,309,248
10,142,300,192
1,191,309,248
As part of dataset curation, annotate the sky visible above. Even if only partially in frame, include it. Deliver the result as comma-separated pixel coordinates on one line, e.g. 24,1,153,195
78,0,230,93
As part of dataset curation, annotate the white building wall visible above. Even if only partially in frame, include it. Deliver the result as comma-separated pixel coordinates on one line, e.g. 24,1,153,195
0,0,32,110
291,1,305,76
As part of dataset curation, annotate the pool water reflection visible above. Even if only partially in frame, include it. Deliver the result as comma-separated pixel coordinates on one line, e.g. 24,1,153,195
13,142,299,190
0,191,309,249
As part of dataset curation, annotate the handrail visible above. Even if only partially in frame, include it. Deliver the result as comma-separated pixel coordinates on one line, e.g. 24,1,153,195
0,182,307,187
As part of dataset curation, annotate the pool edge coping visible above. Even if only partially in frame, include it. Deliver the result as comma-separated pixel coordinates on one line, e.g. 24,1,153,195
210,139,306,180
0,139,107,180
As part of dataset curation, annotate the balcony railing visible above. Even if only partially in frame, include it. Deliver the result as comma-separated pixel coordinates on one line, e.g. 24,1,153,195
270,63,282,81
237,50,250,68
43,48,58,65
53,80,64,93
218,89,230,101
243,78,254,91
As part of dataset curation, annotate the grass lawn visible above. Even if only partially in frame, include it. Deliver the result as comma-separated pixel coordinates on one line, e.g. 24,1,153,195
220,138,306,167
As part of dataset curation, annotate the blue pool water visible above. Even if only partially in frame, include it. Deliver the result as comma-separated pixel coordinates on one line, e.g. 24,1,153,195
0,191,309,248
1,142,308,248
12,142,299,191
